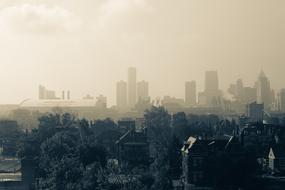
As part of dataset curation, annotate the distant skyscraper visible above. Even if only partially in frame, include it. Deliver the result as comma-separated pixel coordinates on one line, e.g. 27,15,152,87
256,70,272,109
185,81,196,106
202,71,221,106
39,85,46,100
137,80,149,102
38,85,58,100
116,81,127,108
128,67,137,107
67,90,70,100
235,79,244,101
62,91,65,100
280,89,285,112
205,71,219,92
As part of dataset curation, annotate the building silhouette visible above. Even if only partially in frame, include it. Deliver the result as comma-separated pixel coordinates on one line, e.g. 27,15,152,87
247,102,264,123
185,81,196,106
137,80,149,102
38,85,58,100
128,67,137,107
279,89,285,112
256,70,272,110
116,81,127,108
62,91,65,100
67,90,70,100
205,70,219,92
198,71,222,106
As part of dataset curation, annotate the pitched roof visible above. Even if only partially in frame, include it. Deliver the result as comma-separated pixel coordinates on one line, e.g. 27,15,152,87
182,136,240,154
270,145,285,158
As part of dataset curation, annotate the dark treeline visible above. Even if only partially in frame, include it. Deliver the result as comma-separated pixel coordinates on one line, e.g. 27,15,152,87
17,107,272,190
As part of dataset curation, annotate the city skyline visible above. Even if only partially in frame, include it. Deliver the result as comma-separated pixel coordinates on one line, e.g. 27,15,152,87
0,68,283,107
0,1,285,189
29,68,280,112
0,0,285,105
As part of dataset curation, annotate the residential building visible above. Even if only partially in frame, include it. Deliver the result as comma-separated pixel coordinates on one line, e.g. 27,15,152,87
116,129,150,168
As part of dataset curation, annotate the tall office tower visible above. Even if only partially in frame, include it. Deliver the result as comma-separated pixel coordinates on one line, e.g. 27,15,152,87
205,71,219,92
235,79,244,101
185,81,196,106
280,89,285,112
256,70,272,110
203,71,221,105
128,67,137,107
116,81,127,108
62,91,65,100
67,90,70,100
137,80,149,102
39,85,46,100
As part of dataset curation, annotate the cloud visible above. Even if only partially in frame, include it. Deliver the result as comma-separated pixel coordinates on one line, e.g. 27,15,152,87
100,0,152,14
98,0,154,28
0,4,78,34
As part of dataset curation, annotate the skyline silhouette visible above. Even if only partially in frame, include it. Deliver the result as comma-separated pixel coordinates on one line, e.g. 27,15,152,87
0,0,285,105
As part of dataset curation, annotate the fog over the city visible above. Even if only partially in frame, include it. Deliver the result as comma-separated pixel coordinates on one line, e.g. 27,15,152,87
0,0,284,105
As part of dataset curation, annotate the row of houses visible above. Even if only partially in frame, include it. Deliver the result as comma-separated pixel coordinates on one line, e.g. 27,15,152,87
115,120,285,190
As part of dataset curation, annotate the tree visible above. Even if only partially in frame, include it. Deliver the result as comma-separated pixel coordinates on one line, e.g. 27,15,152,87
144,106,173,190
168,135,182,179
19,113,114,190
172,112,188,141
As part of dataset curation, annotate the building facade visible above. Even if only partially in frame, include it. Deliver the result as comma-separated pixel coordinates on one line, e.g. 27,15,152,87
137,80,149,102
116,81,127,109
128,67,137,108
185,81,196,107
256,71,272,110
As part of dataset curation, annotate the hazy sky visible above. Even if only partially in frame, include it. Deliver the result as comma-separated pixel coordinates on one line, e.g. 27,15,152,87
0,0,285,105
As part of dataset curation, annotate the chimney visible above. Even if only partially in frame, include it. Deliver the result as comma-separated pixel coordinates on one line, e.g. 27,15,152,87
67,90,70,100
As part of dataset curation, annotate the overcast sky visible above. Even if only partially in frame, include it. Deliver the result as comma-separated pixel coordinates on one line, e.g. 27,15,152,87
0,0,285,105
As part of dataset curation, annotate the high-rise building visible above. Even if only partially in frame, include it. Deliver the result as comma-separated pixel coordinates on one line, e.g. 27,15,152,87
256,70,272,110
205,71,219,92
38,85,58,100
67,90,70,100
62,91,65,100
235,79,244,101
116,81,127,108
128,67,137,107
39,85,46,100
185,81,196,106
247,102,264,123
137,80,149,102
201,71,221,106
280,89,285,112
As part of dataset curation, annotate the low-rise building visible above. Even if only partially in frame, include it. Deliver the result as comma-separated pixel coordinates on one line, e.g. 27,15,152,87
116,129,150,169
181,136,243,190
268,145,285,175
